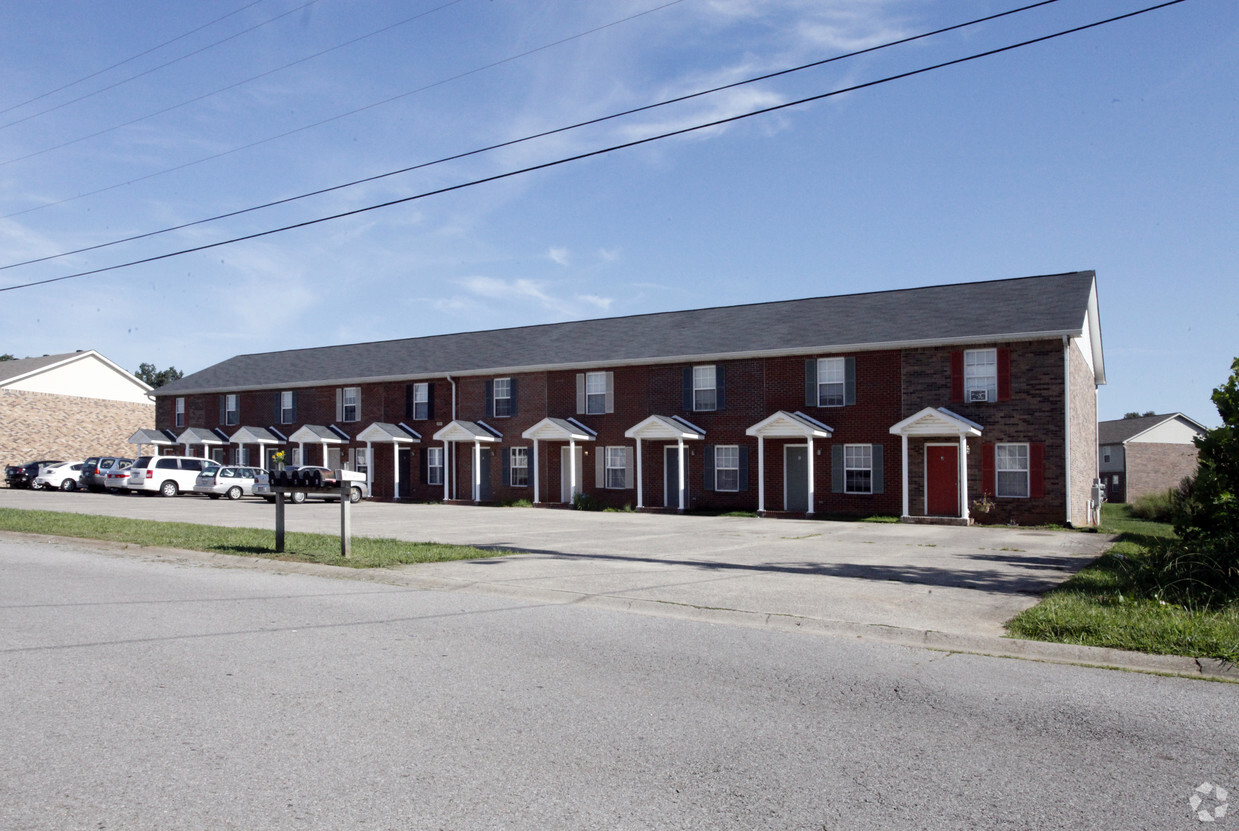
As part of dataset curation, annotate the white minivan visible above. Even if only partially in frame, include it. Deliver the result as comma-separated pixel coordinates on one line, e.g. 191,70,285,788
127,455,219,497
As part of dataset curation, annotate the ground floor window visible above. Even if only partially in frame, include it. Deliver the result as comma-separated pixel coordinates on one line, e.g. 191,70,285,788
996,443,1029,498
232,447,250,466
510,447,529,487
714,445,739,492
353,448,368,476
844,444,872,494
605,446,628,489
427,447,444,486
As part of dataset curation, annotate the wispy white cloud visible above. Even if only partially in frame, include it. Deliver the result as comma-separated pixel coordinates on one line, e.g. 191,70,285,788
548,246,570,266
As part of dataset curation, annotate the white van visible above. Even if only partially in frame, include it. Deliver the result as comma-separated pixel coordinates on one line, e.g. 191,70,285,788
127,455,219,497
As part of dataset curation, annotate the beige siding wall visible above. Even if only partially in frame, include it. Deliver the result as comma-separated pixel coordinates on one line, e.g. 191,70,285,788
1,389,153,463
1067,338,1099,526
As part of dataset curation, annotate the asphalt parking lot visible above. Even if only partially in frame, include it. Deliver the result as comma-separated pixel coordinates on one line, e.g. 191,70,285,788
1,487,1116,646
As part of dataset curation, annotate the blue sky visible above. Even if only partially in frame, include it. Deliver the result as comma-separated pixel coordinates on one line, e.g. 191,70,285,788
1,0,1234,425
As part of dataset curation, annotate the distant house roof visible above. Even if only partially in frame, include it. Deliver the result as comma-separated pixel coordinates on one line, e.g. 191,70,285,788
1098,413,1208,446
0,350,152,404
156,271,1104,397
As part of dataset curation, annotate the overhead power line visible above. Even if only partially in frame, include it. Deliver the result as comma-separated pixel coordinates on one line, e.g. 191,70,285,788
0,0,1063,270
0,0,1190,294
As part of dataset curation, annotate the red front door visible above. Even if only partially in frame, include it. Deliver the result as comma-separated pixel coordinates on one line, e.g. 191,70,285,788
927,445,959,516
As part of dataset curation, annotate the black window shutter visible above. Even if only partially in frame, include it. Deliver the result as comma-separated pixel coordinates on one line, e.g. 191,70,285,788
738,445,749,492
805,360,817,407
274,392,281,423
220,395,226,425
682,367,693,411
485,380,494,417
831,445,844,493
872,445,884,494
405,385,413,419
419,449,428,484
716,365,726,411
426,384,435,420
501,449,511,486
290,391,296,423
510,377,518,416
844,357,856,406
704,444,715,492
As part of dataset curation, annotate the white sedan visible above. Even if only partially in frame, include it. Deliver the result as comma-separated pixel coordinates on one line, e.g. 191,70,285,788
33,461,85,491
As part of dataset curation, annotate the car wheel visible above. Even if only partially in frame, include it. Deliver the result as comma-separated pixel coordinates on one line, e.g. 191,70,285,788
159,480,178,498
226,486,243,501
60,479,77,492
208,494,221,500
290,491,306,504
349,487,363,504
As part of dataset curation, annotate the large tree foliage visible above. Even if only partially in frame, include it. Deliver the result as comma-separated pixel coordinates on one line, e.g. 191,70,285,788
134,363,183,388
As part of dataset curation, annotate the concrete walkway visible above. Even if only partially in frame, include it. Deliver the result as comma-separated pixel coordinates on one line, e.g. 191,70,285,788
2,489,1232,678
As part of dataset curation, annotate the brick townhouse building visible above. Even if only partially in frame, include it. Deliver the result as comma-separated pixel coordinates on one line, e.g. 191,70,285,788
153,271,1106,526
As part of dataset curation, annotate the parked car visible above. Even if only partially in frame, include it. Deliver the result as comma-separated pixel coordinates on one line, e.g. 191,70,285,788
5,460,63,489
126,455,219,497
33,461,85,491
80,456,134,492
254,466,368,504
101,460,135,493
194,466,267,500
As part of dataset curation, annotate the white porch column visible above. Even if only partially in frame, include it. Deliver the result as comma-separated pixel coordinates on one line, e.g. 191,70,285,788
959,435,970,522
568,438,577,501
321,443,328,467
365,441,374,493
391,443,400,499
532,439,540,504
442,440,451,501
806,438,815,517
677,438,686,512
901,434,910,518
634,437,644,509
297,442,304,466
756,436,766,514
472,440,481,502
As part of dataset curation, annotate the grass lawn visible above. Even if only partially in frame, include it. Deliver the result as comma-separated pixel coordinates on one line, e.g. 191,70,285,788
0,508,514,569
1006,504,1239,663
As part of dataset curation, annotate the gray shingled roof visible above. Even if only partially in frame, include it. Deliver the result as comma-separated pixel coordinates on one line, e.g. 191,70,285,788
158,271,1098,396
1098,413,1204,445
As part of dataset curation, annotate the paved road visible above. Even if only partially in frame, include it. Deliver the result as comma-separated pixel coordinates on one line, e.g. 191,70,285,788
0,488,1113,644
2,536,1236,831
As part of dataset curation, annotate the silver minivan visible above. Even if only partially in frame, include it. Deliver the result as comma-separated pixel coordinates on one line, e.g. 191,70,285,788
127,455,218,497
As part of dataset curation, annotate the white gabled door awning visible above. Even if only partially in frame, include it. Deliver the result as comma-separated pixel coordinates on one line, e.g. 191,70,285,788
623,415,704,513
230,425,283,445
176,427,226,446
888,407,983,438
745,411,833,517
289,424,348,445
357,422,421,444
521,418,596,506
129,428,177,446
433,420,501,444
433,420,501,503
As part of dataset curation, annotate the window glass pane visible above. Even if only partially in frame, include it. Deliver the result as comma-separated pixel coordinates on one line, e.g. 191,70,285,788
965,349,997,402
605,446,626,489
427,447,444,485
715,445,739,492
586,373,606,414
510,447,529,487
818,358,844,406
693,366,716,411
413,383,429,420
995,444,1029,497
844,444,872,494
493,378,511,416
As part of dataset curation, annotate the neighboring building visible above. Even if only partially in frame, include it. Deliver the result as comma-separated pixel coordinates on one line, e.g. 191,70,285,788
0,350,154,464
153,271,1106,526
1098,413,1206,503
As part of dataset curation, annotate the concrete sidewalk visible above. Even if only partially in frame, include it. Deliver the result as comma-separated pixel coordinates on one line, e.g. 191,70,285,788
3,489,1233,679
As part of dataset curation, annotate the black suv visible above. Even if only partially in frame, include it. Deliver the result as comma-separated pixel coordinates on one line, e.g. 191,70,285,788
5,460,63,489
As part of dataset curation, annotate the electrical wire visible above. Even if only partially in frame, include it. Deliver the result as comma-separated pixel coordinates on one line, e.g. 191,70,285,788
0,0,1190,294
0,0,1062,268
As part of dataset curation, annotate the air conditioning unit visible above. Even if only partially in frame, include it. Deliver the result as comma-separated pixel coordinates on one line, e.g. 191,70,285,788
969,389,989,402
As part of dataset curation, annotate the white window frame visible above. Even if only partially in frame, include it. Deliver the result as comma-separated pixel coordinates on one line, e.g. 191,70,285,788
996,443,1030,498
965,349,997,403
605,446,627,490
493,378,512,418
427,447,444,486
175,397,185,428
693,365,717,412
817,358,845,407
510,447,529,488
341,386,361,422
353,447,368,475
844,444,873,494
412,382,429,420
280,391,294,424
585,372,608,416
224,394,239,426
715,445,739,492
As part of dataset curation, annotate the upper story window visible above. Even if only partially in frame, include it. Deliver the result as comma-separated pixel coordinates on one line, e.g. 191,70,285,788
223,394,239,426
412,383,430,420
175,397,185,428
279,391,295,424
492,377,512,417
995,443,1030,498
817,358,845,407
586,372,607,415
338,386,361,422
965,349,998,402
693,365,717,412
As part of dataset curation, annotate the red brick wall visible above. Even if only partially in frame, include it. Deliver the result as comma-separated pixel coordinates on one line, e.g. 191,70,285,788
1126,443,1199,502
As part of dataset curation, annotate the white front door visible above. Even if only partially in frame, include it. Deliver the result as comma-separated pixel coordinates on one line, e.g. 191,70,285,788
560,446,584,503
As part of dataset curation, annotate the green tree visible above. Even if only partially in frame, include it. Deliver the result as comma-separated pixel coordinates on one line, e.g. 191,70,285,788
1123,410,1157,419
0,353,14,361
134,363,183,388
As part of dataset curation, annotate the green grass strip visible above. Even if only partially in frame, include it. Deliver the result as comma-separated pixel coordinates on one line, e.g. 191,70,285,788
1007,505,1238,663
0,508,514,569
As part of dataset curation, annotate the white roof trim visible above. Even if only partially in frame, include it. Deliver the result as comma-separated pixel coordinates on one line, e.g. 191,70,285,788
522,417,597,442
177,427,226,445
434,420,501,443
625,414,706,441
357,422,421,443
289,424,345,444
230,426,281,444
128,429,176,445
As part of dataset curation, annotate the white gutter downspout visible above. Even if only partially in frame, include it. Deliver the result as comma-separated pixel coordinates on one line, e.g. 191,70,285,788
1063,335,1072,526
